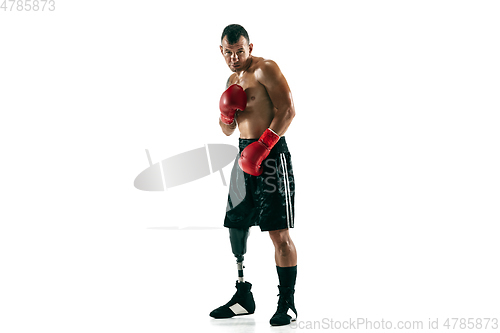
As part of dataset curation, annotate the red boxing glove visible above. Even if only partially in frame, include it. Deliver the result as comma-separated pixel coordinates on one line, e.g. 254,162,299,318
219,84,247,124
238,128,280,176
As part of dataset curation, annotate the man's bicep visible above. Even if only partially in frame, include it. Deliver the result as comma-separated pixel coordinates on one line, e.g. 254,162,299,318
259,61,293,110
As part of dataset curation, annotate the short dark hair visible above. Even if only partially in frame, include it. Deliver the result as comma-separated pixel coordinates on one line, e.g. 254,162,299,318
221,24,250,45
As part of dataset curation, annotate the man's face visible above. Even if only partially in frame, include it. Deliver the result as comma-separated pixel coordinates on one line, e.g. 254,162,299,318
220,36,253,72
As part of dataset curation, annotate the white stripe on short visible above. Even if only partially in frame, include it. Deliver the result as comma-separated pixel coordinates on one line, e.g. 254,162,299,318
280,153,293,228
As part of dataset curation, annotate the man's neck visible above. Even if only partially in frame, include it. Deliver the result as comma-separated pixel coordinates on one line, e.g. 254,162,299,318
237,56,253,76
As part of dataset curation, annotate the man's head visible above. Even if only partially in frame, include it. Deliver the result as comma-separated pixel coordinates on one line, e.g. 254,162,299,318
220,24,253,73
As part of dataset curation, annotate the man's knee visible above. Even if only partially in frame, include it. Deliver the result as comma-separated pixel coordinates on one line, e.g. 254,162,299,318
269,229,291,251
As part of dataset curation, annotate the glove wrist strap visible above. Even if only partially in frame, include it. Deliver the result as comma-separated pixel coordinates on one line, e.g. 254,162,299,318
259,128,280,149
220,115,235,125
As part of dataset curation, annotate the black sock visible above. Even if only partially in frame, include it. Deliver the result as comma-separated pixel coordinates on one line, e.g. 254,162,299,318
276,265,297,288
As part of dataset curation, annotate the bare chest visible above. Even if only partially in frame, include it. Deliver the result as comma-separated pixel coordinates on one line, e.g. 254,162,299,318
231,73,272,111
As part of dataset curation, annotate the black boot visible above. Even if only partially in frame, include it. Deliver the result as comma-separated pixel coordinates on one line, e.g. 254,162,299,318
269,285,297,326
210,281,256,319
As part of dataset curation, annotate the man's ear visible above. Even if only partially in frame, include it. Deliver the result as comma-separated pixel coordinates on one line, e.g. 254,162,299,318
248,43,254,55
220,45,224,55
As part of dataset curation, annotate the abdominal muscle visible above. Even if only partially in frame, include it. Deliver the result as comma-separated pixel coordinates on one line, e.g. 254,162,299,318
236,106,275,139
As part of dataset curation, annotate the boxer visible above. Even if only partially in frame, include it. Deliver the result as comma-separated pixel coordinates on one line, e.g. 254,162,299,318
209,24,297,327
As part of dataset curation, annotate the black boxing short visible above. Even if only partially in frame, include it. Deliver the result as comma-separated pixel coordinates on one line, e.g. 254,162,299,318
224,137,295,231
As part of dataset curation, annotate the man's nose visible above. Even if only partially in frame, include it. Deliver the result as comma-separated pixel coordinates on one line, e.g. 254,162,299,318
231,54,239,62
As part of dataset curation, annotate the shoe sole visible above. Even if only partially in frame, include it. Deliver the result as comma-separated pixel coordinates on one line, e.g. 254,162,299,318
211,312,255,319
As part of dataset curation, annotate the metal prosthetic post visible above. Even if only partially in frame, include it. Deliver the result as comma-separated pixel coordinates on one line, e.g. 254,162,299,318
229,228,250,283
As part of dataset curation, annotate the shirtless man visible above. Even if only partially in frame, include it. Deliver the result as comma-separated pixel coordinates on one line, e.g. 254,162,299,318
209,24,297,327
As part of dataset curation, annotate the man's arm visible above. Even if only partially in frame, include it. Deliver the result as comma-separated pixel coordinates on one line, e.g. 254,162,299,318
256,60,295,136
219,75,238,136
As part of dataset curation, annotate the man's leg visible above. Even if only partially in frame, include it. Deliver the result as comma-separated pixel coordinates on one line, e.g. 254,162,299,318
268,228,298,326
210,228,256,319
269,228,297,267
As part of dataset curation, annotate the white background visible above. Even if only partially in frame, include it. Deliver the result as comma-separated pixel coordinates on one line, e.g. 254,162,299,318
1,1,499,332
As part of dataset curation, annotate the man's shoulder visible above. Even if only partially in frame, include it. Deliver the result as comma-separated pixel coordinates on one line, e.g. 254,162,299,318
226,73,237,87
253,57,279,70
253,57,282,81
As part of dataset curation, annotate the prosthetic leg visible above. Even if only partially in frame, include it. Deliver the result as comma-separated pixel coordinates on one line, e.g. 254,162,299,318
210,228,256,319
229,227,249,282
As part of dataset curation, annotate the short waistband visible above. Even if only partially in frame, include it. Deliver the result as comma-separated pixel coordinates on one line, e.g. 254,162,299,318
238,136,289,154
